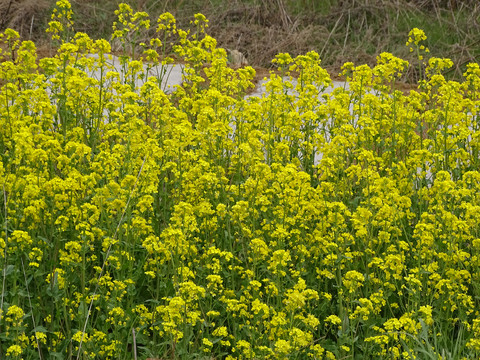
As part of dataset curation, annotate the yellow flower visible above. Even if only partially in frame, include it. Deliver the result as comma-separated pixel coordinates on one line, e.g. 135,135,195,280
6,345,22,357
343,270,365,293
275,339,291,355
202,337,213,351
325,314,342,327
212,326,228,337
406,28,427,46
418,305,434,326
6,305,24,325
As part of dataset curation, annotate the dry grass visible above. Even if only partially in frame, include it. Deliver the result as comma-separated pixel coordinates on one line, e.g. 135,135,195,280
0,0,50,40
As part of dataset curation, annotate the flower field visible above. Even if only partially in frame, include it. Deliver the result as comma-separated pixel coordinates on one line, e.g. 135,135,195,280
3,1,480,359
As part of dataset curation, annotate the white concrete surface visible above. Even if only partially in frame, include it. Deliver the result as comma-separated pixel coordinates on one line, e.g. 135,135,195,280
84,54,349,97
85,53,185,93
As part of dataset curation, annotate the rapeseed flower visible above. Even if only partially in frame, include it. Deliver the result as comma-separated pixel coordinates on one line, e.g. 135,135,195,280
2,4,480,358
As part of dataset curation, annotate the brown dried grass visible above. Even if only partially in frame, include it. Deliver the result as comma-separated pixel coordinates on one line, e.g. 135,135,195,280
0,0,50,39
205,1,327,69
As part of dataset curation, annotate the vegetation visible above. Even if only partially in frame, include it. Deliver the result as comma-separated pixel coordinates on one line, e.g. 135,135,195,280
2,0,480,359
1,0,480,82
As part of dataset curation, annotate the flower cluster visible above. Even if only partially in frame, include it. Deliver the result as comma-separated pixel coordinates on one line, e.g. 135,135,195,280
1,2,480,359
